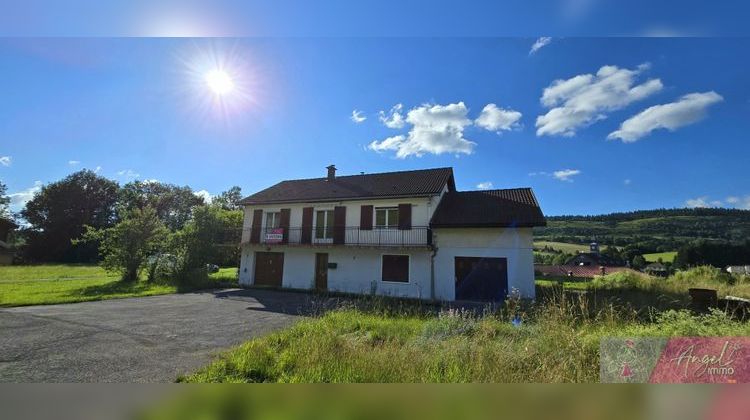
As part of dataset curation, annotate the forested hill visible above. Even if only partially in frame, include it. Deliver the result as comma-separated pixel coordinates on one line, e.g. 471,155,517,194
535,208,750,249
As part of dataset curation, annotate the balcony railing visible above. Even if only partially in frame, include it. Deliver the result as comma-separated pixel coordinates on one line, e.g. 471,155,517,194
239,226,432,247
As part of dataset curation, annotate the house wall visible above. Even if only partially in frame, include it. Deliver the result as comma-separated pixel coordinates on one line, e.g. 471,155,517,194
432,227,535,300
239,245,433,299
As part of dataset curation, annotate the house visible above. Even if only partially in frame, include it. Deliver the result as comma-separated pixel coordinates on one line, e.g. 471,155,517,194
644,262,668,277
727,265,750,275
238,166,546,302
0,217,17,265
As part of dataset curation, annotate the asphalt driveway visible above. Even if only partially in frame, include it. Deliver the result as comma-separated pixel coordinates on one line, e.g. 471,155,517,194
0,289,323,382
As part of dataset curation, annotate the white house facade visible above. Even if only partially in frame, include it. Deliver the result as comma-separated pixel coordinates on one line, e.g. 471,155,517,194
238,166,545,302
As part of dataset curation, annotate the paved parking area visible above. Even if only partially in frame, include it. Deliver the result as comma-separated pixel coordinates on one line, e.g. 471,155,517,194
0,289,323,382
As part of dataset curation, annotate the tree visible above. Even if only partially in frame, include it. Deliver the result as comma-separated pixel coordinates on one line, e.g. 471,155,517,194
0,180,10,218
170,205,242,285
21,170,119,262
80,206,168,282
213,186,243,211
631,255,646,270
119,181,205,231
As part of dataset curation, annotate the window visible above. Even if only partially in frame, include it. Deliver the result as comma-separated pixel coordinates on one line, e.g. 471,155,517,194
315,210,334,239
381,255,409,283
265,212,281,229
375,207,399,229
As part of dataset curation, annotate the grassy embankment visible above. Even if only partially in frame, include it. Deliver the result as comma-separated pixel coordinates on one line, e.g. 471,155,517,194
181,267,750,383
0,264,238,307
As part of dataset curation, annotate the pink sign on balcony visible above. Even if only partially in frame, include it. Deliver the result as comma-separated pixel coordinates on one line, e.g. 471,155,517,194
264,228,284,244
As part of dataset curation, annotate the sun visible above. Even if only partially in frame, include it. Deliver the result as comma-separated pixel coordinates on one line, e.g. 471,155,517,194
204,69,234,95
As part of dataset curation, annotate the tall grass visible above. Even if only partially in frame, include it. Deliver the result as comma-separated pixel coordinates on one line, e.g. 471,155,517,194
181,286,750,383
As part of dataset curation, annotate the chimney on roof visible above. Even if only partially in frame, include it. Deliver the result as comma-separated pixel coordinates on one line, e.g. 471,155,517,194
326,165,336,181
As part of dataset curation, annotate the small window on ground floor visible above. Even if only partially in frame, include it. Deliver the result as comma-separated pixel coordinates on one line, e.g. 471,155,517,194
381,254,409,283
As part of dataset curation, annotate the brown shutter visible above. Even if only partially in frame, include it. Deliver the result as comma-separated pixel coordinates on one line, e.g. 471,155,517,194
280,208,291,244
301,207,313,244
250,209,263,244
360,205,373,230
398,203,411,230
333,206,346,244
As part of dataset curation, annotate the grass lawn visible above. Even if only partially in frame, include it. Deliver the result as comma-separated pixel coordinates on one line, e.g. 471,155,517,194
533,241,589,254
0,264,239,307
181,266,750,383
643,251,677,263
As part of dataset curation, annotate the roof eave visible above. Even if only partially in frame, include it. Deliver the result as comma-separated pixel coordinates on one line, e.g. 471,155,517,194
240,192,443,206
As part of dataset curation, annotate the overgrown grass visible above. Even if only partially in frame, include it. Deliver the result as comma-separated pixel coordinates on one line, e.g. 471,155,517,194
533,241,589,254
181,295,749,383
182,266,750,383
0,264,238,307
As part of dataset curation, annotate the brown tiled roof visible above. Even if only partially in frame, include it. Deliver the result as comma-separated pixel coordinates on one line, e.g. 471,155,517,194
535,265,637,278
430,188,546,228
239,167,455,205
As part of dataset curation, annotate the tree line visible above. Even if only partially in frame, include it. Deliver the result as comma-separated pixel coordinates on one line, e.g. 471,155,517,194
1,170,244,284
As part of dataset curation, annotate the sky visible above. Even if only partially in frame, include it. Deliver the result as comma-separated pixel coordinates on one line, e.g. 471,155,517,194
1,36,749,216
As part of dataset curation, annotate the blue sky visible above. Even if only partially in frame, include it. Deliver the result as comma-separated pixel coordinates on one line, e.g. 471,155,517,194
1,37,749,215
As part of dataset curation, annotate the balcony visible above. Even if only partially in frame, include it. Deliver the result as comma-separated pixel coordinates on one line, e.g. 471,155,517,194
240,226,432,248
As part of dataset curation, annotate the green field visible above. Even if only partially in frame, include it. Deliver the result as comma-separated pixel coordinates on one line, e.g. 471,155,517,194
533,241,589,254
0,264,238,307
642,251,677,263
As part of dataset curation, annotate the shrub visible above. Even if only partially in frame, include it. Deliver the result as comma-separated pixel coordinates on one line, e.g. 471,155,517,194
590,271,655,289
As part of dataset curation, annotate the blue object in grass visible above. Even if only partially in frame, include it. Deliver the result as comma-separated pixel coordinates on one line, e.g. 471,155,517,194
512,315,522,328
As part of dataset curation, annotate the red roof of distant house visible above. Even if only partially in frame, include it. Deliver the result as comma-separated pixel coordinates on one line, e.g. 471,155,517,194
534,265,636,278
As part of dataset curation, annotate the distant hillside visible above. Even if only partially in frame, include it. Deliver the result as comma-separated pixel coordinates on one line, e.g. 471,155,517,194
534,208,750,251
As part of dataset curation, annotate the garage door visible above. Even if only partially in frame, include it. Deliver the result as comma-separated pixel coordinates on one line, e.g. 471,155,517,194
254,252,284,287
454,257,508,301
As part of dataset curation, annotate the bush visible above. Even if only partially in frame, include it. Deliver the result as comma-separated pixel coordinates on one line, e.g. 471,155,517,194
590,271,656,289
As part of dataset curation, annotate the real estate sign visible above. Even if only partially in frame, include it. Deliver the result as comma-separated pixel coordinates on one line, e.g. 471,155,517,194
265,228,284,244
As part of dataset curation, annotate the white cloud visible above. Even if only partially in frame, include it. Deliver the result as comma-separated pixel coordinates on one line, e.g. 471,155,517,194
0,156,11,167
475,104,522,134
142,178,159,184
94,166,102,174
350,109,366,124
624,179,632,185
726,196,740,204
607,91,723,142
194,189,212,203
378,103,406,129
553,169,581,182
536,63,663,137
685,196,722,208
8,181,42,212
68,160,80,166
476,182,494,190
369,102,475,158
117,169,140,179
529,37,552,55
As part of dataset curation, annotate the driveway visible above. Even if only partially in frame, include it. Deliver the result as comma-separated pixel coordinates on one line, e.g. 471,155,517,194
0,289,324,382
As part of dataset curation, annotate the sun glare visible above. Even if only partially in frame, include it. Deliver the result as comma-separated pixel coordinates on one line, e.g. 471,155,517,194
205,69,234,95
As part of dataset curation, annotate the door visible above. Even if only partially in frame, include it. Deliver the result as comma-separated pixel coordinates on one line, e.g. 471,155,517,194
315,253,328,290
254,252,284,287
454,257,508,301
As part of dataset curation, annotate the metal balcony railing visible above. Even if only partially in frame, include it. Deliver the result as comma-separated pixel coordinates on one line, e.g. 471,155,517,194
238,226,432,247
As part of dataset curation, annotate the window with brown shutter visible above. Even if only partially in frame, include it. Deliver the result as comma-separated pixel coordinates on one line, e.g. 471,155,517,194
360,205,373,230
333,206,346,244
301,207,313,244
280,208,291,244
381,255,409,283
398,203,411,230
250,209,263,244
